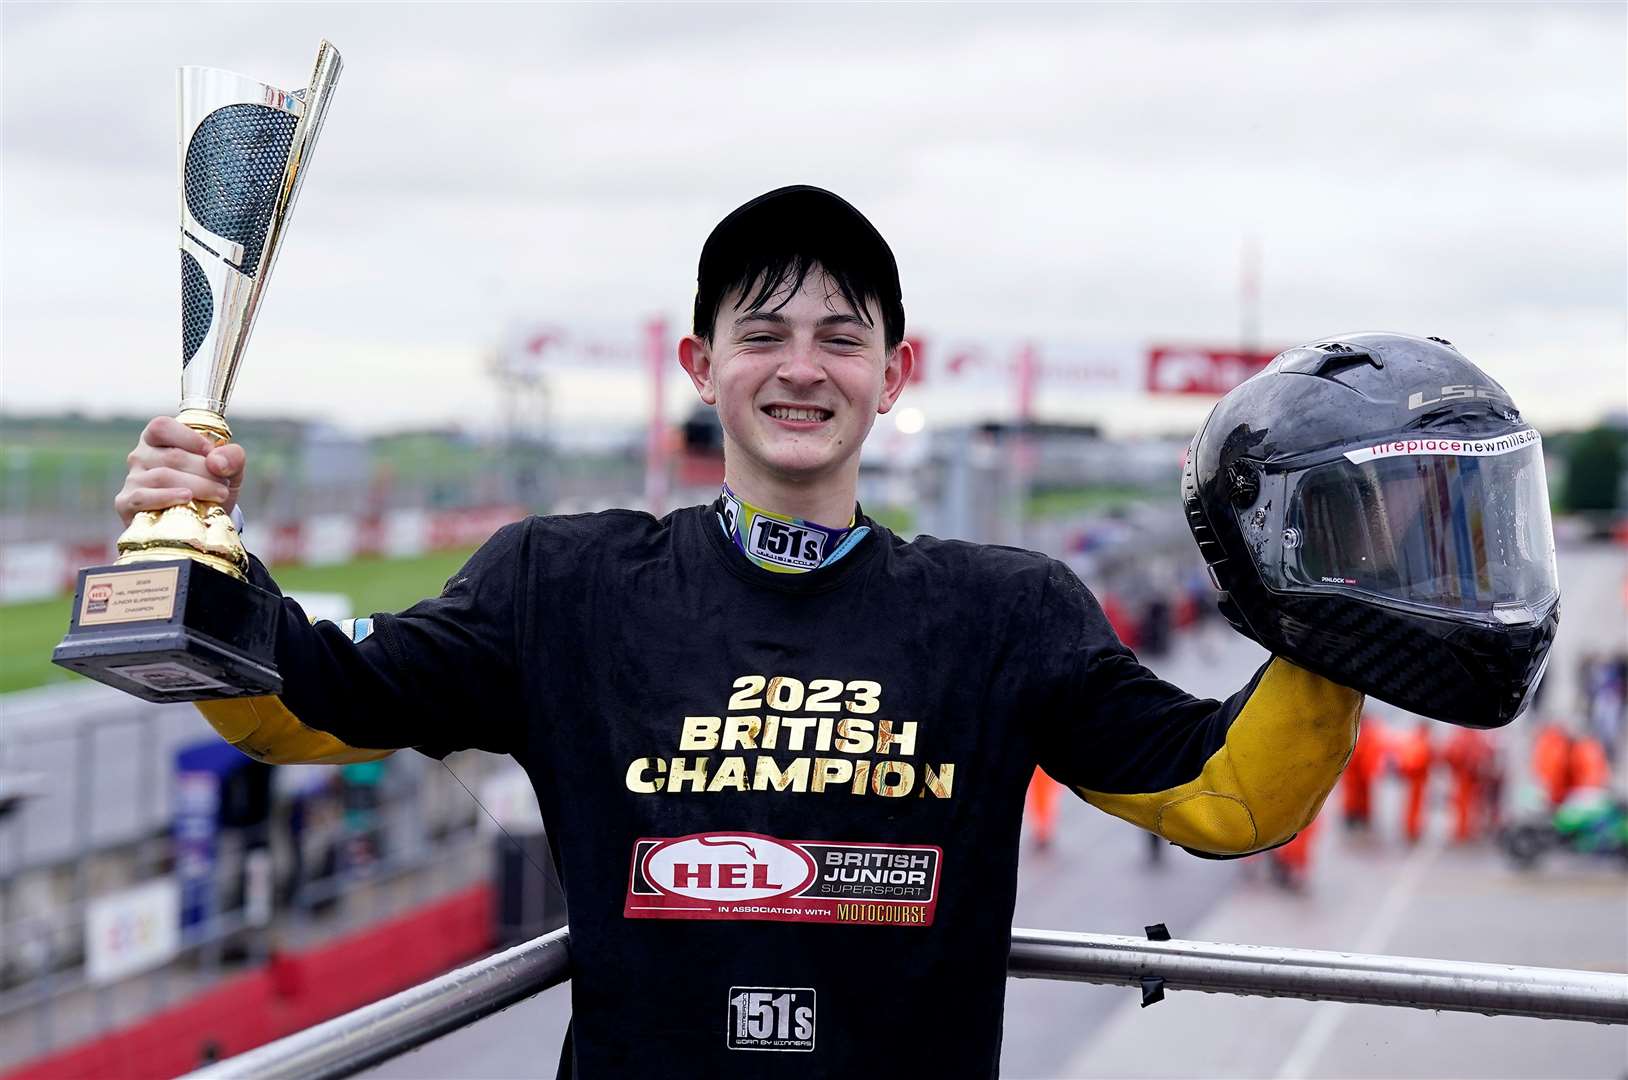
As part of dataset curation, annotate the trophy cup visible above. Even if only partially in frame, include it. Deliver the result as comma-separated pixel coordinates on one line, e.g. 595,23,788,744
52,42,342,703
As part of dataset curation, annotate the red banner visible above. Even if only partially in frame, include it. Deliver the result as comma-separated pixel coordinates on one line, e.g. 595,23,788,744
1145,347,1277,396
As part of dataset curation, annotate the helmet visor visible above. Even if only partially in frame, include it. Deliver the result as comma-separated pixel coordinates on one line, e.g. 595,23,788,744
1267,430,1557,616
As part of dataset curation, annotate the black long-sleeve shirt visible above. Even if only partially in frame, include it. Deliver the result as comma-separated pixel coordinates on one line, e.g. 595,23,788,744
200,506,1359,1078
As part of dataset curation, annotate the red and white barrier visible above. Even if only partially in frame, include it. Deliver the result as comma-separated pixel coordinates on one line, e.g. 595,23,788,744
382,509,430,558
302,514,360,567
0,542,67,603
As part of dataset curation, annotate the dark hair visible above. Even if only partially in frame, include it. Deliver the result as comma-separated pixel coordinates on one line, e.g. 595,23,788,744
693,186,905,349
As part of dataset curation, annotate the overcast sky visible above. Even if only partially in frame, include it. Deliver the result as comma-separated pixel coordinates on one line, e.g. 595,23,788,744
3,2,1623,439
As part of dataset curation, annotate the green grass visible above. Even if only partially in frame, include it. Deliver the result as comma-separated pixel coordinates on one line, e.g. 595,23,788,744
1023,486,1155,520
867,504,916,535
269,548,476,617
0,594,81,694
0,547,477,695
370,432,499,479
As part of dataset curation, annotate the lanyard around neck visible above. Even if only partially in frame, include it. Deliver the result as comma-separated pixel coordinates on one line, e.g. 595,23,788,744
716,484,869,574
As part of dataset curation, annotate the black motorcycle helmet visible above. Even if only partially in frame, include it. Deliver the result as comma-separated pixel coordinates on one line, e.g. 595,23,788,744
1182,332,1559,728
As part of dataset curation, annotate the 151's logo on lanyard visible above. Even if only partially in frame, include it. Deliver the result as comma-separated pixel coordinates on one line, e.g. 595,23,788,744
748,516,826,570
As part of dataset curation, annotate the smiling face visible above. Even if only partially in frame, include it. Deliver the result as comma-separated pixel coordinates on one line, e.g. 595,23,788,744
679,266,912,519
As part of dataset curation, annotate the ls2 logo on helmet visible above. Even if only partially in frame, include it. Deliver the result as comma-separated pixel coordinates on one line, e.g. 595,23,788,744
1407,384,1508,410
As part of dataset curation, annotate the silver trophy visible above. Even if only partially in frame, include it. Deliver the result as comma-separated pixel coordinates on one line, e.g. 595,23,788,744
122,39,344,574
54,42,342,702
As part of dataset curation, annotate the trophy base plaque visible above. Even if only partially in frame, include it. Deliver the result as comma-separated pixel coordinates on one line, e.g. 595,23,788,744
52,558,282,704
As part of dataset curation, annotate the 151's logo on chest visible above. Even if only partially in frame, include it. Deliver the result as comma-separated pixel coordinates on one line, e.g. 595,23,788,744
727,987,815,1052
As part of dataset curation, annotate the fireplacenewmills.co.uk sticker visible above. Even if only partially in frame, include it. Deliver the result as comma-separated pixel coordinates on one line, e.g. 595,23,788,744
625,831,941,926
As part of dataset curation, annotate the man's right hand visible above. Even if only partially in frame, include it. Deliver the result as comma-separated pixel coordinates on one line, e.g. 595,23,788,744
115,416,246,528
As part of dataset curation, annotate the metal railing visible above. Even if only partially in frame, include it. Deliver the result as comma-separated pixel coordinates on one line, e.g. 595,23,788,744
1006,928,1628,1023
188,928,573,1080
187,925,1628,1080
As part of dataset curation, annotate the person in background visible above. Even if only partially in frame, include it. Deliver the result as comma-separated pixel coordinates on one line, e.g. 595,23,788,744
1139,594,1173,659
1340,713,1390,830
1144,828,1167,866
217,757,274,920
1394,720,1436,843
1267,809,1320,890
1443,726,1494,843
1577,652,1598,720
1479,733,1508,835
1098,590,1139,652
1585,653,1626,765
1569,734,1613,793
340,758,389,871
1023,767,1062,849
1531,722,1576,808
1183,566,1223,663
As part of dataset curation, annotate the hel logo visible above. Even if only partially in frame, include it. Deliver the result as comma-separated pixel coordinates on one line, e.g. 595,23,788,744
643,832,815,902
86,583,113,615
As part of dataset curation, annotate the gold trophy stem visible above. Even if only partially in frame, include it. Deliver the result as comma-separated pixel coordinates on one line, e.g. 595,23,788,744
115,409,249,580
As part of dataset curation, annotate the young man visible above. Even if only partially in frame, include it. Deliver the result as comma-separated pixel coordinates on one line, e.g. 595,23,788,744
117,186,1360,1078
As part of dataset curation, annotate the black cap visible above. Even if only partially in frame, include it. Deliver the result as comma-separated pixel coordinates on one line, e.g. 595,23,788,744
693,185,905,346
